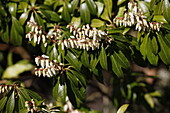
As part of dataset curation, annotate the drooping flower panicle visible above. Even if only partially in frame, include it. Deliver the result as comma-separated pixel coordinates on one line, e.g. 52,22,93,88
34,55,65,77
26,22,111,51
113,1,162,31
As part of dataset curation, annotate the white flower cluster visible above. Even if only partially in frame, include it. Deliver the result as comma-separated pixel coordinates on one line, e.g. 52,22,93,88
26,21,48,47
64,24,110,51
0,84,13,93
34,55,63,77
26,21,111,51
25,99,37,113
113,1,162,31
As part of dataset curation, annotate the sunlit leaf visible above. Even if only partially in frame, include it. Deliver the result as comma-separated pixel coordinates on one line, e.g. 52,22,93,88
2,60,34,79
117,0,126,6
70,0,79,13
62,2,71,23
144,94,154,108
117,104,129,113
91,19,105,27
103,0,112,18
95,1,104,17
19,10,30,25
8,2,17,17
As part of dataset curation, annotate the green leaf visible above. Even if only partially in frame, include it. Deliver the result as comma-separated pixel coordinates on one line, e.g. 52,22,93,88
162,23,170,30
19,109,28,113
151,37,158,54
45,10,60,22
103,0,112,18
101,6,111,23
147,53,158,66
18,94,26,110
86,0,97,15
140,33,149,60
91,19,105,27
71,17,81,27
99,47,108,70
81,50,89,68
113,51,130,69
8,3,17,17
138,1,150,17
110,55,123,77
152,15,167,23
53,79,67,103
157,33,170,65
95,1,104,17
18,88,31,101
80,3,91,24
144,94,154,108
62,2,71,23
1,25,9,43
117,104,129,113
19,10,30,25
35,12,45,31
89,54,99,72
19,2,28,12
0,96,7,111
116,6,125,17
10,25,22,46
12,16,24,34
0,5,7,17
65,50,82,71
2,60,34,79
25,89,42,100
70,0,79,13
50,45,58,60
69,69,86,87
6,91,15,113
163,0,170,23
30,0,36,6
164,34,170,48
117,0,126,6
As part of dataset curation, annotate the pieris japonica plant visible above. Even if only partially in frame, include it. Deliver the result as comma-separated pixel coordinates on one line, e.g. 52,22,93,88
1,0,170,113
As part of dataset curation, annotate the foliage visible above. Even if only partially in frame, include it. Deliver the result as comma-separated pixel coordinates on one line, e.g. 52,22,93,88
0,0,170,112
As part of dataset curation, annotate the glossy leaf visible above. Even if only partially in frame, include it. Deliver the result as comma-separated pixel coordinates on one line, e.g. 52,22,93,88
157,33,170,65
2,60,33,79
153,15,167,23
147,53,158,66
70,0,79,13
69,69,86,87
18,94,26,110
103,0,112,18
0,96,7,111
140,33,149,60
35,13,45,31
12,16,24,35
80,3,91,23
19,2,28,12
81,50,89,68
86,0,97,15
1,25,9,43
110,55,123,77
117,0,126,6
18,88,31,101
8,2,17,17
19,10,30,25
163,0,170,23
99,47,108,70
30,0,36,6
45,10,60,22
91,19,104,27
101,6,111,23
95,1,104,17
10,24,22,45
151,37,158,54
71,17,81,27
113,51,130,69
25,89,42,100
6,91,15,113
62,2,71,23
89,55,99,72
144,94,154,108
65,50,82,71
116,6,125,18
0,4,7,17
117,104,129,113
